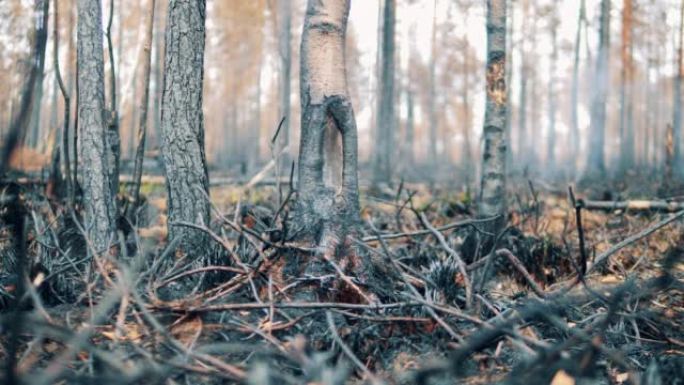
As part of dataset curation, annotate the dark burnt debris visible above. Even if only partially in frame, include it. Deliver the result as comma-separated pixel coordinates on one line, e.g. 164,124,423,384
0,182,682,385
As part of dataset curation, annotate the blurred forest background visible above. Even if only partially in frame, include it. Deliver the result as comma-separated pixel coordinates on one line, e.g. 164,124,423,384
3,0,682,186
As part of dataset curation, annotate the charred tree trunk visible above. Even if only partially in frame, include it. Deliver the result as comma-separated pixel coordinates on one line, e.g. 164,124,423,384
296,0,372,291
479,0,507,234
584,0,610,180
160,0,210,259
619,0,635,175
77,0,118,253
130,0,156,212
54,0,73,204
372,0,395,185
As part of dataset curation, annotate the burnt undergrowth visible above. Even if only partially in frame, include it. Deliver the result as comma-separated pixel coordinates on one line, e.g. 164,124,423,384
0,180,682,385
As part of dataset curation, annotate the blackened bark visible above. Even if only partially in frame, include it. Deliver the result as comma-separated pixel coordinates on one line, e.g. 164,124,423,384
77,0,117,253
54,0,73,204
297,0,360,260
372,0,395,184
131,0,156,211
585,0,610,179
160,0,210,257
479,0,507,233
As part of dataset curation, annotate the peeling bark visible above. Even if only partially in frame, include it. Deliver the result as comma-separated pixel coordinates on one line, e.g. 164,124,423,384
479,0,507,234
160,0,210,258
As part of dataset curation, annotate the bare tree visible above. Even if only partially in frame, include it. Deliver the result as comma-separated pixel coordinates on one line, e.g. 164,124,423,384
372,0,395,185
160,0,210,257
27,0,49,149
54,0,73,204
619,0,635,174
546,3,558,173
105,0,120,197
570,0,587,178
296,0,362,269
673,0,684,170
130,0,156,212
479,0,507,234
584,0,611,179
277,0,292,160
77,0,118,253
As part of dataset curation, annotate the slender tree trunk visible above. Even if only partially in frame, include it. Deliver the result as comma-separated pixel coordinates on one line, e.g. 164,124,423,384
504,0,513,169
479,0,507,234
77,0,117,254
546,8,558,174
461,39,473,185
673,0,684,169
570,0,585,179
619,0,635,174
428,0,438,170
296,0,361,269
373,0,395,184
517,0,528,168
151,5,164,149
160,0,210,258
27,0,50,149
278,0,292,160
54,0,73,205
584,0,611,179
105,0,120,199
130,0,155,212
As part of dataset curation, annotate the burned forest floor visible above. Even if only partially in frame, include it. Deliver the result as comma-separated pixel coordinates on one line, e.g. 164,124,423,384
0,175,683,385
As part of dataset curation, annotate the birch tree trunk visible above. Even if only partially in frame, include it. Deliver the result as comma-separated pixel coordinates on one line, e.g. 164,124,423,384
372,0,395,185
296,0,366,282
77,0,117,253
479,0,507,234
130,0,156,212
584,0,610,179
160,0,210,258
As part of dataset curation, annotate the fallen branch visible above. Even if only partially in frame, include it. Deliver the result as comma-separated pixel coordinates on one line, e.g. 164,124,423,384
583,200,684,212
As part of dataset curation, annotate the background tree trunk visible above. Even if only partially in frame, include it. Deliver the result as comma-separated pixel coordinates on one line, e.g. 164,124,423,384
160,0,210,259
277,0,292,163
479,0,507,233
570,0,586,179
546,5,558,174
372,0,395,185
105,0,120,198
619,0,635,175
428,0,438,171
585,0,611,179
77,0,117,253
673,0,684,170
27,0,49,149
130,0,156,212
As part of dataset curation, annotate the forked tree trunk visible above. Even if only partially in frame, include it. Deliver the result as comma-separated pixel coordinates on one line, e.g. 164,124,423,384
479,0,507,234
296,0,362,276
77,0,117,253
130,0,156,212
160,0,210,258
